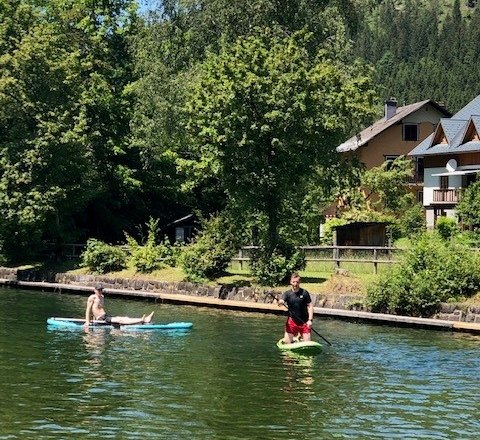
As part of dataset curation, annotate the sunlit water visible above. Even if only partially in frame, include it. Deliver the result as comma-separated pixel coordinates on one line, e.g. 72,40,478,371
0,288,479,439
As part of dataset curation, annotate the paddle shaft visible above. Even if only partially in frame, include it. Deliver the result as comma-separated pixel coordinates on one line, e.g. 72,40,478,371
269,291,332,346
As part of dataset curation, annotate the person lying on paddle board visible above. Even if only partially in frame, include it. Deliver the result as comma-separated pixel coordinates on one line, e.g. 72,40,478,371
84,284,154,327
277,273,313,344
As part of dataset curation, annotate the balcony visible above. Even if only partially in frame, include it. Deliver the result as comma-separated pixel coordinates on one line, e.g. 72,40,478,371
406,173,424,184
433,189,460,203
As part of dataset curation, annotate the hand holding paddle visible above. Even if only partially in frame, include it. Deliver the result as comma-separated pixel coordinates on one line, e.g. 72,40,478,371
268,291,332,346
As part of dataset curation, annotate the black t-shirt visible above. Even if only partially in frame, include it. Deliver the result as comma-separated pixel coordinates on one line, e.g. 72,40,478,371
282,288,311,324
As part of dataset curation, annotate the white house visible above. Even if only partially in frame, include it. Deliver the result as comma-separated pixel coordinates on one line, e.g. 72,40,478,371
409,94,480,228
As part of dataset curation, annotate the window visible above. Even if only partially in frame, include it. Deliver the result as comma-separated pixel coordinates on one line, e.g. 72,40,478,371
416,190,423,203
464,173,477,188
384,155,399,170
434,208,446,223
403,124,418,141
440,176,449,189
415,157,424,177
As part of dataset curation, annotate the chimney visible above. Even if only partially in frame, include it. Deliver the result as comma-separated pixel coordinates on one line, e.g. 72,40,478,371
385,97,397,120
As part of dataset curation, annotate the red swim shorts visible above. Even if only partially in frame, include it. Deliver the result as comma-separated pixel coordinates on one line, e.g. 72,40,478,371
285,317,311,335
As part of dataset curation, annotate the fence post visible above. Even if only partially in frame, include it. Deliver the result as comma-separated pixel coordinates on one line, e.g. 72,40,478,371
373,248,378,274
334,246,340,270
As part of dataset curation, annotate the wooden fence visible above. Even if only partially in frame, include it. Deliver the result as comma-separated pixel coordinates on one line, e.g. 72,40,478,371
43,243,403,275
230,245,403,274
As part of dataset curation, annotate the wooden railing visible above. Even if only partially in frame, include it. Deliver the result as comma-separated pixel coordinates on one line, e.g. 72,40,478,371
406,173,424,184
231,245,403,274
433,189,460,203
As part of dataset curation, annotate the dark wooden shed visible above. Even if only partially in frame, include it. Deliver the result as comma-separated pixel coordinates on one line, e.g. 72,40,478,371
333,222,389,247
165,214,197,243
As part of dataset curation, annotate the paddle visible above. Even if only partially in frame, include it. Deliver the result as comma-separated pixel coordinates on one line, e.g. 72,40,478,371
267,291,332,346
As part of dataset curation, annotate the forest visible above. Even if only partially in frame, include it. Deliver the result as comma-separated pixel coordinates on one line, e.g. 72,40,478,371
0,0,479,266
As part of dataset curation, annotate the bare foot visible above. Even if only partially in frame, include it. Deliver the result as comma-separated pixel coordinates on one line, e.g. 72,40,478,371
143,311,154,324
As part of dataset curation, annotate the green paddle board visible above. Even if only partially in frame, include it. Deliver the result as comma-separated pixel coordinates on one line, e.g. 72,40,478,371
277,338,323,355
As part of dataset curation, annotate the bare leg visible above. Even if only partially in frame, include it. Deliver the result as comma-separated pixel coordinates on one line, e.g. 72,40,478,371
283,331,294,344
302,331,311,342
143,311,154,323
111,316,145,325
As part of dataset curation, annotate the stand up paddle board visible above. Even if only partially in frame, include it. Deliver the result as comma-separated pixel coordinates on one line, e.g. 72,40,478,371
277,338,322,355
47,317,193,331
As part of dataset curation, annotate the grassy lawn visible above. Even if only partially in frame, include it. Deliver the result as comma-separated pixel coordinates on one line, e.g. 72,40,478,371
20,259,377,297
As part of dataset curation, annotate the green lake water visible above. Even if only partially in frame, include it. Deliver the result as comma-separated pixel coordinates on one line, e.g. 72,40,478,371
0,288,479,439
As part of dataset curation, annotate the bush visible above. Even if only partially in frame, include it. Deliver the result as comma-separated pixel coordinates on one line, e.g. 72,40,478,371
398,203,426,237
320,218,348,245
125,218,174,273
250,244,305,286
435,216,459,240
180,214,239,282
80,239,127,274
367,232,480,316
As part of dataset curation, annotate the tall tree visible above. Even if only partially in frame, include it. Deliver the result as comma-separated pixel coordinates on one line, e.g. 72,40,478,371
181,29,377,272
0,0,137,261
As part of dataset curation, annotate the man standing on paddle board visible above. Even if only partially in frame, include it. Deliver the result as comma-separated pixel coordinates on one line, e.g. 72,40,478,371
278,273,313,343
84,284,155,327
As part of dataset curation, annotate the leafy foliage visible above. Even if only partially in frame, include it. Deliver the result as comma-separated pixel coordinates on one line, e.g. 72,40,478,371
180,214,240,282
0,0,139,261
320,218,348,245
456,180,480,230
367,233,480,316
435,216,459,240
125,218,175,273
80,239,127,274
397,203,426,238
181,28,376,282
250,244,305,286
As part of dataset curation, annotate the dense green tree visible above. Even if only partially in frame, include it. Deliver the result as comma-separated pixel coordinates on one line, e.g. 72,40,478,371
0,0,138,261
181,29,377,278
456,181,480,230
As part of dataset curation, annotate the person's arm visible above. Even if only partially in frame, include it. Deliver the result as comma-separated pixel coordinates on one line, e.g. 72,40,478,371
84,296,93,326
278,292,288,307
306,302,314,327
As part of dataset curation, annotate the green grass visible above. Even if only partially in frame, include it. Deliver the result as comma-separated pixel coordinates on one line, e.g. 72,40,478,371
15,258,380,297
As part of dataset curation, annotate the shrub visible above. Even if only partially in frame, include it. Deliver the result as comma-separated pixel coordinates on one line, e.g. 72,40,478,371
125,218,172,273
398,203,426,237
320,218,348,245
435,216,459,240
367,232,480,316
250,243,305,286
80,238,127,274
180,214,239,282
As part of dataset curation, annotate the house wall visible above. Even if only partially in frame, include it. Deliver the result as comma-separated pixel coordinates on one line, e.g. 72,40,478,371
422,152,480,227
356,106,444,169
423,167,462,202
424,152,480,168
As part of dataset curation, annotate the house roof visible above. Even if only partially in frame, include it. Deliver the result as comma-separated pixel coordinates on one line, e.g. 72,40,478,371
336,99,450,153
167,214,195,226
409,94,480,157
332,221,390,230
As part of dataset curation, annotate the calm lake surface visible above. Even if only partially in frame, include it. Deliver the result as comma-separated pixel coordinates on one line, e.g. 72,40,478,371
0,287,479,439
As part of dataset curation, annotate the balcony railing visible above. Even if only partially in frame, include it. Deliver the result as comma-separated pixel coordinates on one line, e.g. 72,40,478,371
433,189,460,203
406,173,424,184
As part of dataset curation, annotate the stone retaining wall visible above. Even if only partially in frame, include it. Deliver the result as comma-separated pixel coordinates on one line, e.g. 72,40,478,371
2,267,480,323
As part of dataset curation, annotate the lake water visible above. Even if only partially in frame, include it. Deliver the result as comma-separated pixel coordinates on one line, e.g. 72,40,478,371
0,288,479,439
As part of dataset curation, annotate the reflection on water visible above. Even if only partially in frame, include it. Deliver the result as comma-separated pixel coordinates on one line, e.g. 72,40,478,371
0,289,479,439
281,352,315,389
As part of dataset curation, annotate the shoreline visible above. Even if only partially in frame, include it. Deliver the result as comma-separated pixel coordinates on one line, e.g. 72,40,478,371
2,278,480,335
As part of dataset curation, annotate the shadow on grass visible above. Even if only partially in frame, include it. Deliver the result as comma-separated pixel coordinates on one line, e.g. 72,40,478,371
300,276,328,284
14,258,83,282
35,259,82,273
